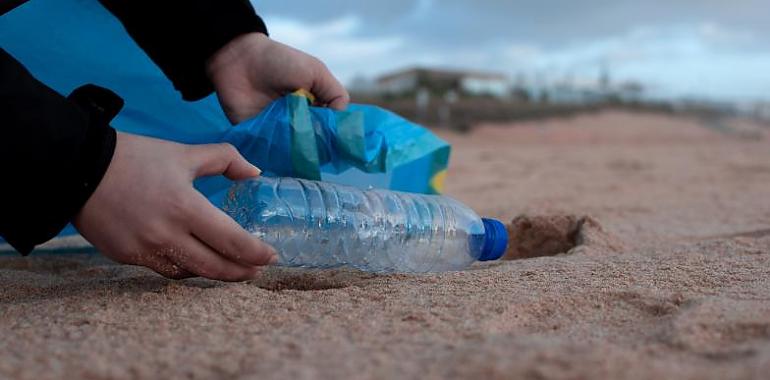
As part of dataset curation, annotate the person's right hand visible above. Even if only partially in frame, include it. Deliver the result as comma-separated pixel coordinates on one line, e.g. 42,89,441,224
206,32,350,124
73,132,277,281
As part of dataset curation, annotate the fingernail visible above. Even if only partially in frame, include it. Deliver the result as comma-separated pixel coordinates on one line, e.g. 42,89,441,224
252,165,262,176
268,254,279,265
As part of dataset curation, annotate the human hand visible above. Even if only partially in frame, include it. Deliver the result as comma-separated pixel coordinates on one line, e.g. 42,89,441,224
206,32,350,124
73,133,277,281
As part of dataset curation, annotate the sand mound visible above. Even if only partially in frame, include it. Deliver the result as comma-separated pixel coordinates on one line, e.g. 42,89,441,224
504,215,625,260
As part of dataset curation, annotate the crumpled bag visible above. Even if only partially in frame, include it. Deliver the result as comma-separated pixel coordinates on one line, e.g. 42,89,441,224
195,92,450,201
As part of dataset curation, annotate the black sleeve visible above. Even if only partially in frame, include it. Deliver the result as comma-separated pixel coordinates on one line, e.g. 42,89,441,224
0,48,122,254
98,0,269,101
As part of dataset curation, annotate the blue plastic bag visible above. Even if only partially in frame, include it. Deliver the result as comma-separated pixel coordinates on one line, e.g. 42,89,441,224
198,93,450,196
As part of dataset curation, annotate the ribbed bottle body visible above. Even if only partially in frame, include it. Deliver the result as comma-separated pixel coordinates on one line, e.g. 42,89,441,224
223,177,487,273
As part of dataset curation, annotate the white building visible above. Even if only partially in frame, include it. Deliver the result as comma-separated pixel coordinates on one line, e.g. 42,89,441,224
460,74,510,98
376,67,510,98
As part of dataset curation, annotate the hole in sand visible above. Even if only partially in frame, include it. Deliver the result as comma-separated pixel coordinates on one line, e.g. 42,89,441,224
504,214,625,260
250,268,373,291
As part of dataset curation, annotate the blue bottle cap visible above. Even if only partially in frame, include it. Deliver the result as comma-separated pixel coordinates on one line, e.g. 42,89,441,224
479,218,508,261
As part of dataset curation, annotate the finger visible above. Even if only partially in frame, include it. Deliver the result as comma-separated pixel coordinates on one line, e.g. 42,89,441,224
167,235,263,282
187,193,278,267
309,60,350,111
148,257,195,280
130,249,194,280
188,143,261,180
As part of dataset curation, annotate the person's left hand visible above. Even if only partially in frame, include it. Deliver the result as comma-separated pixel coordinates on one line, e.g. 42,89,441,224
206,32,350,124
74,133,277,281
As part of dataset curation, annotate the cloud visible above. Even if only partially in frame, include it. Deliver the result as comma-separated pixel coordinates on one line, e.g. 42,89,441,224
255,1,770,101
406,0,435,22
255,0,770,49
517,23,769,100
265,15,404,80
697,22,754,48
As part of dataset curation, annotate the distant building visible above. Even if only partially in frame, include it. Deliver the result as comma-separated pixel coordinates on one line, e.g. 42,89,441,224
755,102,770,121
546,77,645,105
376,67,510,98
616,81,644,102
348,74,378,95
548,77,605,105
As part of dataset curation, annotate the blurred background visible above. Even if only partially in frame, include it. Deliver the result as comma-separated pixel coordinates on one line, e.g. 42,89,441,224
254,0,770,130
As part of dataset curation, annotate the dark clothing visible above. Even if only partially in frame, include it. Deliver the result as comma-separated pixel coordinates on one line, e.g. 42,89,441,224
97,0,267,101
0,52,119,254
0,0,268,254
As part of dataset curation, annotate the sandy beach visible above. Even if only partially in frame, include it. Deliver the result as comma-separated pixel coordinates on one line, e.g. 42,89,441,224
2,110,770,379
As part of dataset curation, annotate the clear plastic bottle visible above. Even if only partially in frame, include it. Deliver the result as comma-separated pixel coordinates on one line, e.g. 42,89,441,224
222,177,508,273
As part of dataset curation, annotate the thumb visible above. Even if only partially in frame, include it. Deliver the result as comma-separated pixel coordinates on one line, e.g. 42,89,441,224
310,60,350,111
188,143,261,180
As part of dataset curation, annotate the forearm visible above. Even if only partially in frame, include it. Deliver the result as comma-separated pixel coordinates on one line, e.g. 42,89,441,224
98,0,268,101
0,48,120,254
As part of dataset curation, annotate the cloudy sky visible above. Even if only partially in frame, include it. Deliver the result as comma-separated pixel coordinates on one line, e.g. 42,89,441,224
251,0,769,102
